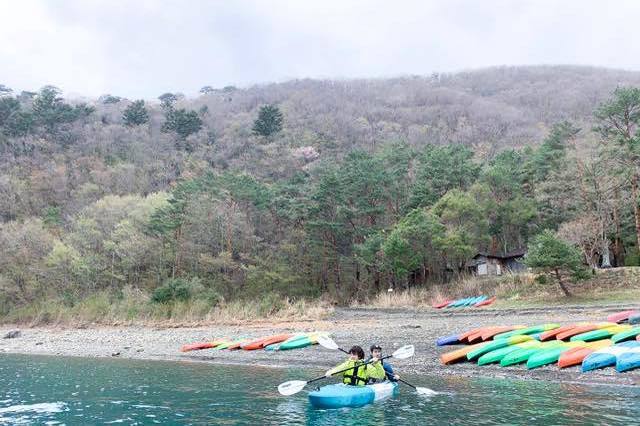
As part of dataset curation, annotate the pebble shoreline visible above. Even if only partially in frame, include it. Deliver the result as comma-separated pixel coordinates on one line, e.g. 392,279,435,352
1,304,639,387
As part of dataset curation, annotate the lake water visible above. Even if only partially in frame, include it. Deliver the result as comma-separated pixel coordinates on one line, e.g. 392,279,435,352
0,354,638,425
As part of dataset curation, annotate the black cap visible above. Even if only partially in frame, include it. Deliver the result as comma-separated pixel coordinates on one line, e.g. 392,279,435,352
370,344,382,352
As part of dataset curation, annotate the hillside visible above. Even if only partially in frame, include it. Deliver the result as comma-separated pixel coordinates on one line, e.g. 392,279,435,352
1,65,640,321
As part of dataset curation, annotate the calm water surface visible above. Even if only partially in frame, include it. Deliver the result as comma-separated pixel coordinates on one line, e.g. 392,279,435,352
0,354,638,425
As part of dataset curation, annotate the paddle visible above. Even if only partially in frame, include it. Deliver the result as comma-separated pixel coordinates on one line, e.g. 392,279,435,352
277,344,415,396
316,335,436,396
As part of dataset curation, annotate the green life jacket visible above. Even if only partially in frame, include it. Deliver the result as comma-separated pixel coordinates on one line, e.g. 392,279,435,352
342,360,368,386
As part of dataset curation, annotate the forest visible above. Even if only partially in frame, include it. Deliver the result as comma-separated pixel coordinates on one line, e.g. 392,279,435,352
1,65,640,317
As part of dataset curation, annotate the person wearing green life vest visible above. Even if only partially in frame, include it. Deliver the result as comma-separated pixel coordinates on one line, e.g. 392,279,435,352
324,345,386,386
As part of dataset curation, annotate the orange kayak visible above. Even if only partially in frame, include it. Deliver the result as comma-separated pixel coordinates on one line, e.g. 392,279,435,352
539,323,587,341
475,296,496,307
555,323,613,340
467,326,516,343
467,329,492,343
557,340,612,368
458,327,487,343
180,338,227,352
479,326,525,342
242,334,292,350
440,342,486,364
259,334,292,348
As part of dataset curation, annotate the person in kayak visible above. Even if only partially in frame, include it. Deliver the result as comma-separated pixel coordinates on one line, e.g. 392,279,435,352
324,345,385,386
367,344,399,383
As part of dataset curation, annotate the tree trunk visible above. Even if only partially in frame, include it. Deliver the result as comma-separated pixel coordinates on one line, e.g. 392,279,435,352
613,188,624,266
631,174,640,255
554,268,571,297
601,244,612,268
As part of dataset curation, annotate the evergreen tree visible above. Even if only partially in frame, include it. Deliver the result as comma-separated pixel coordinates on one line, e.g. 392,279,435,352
525,230,587,297
158,92,178,110
410,144,480,208
594,87,640,254
122,100,149,126
161,108,203,140
252,104,283,137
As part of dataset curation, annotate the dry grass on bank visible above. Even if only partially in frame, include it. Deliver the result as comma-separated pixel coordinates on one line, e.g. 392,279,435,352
357,268,640,309
2,289,333,327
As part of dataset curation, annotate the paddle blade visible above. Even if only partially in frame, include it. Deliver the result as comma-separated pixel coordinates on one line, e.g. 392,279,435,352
316,335,340,350
392,345,415,359
278,380,307,396
416,387,437,396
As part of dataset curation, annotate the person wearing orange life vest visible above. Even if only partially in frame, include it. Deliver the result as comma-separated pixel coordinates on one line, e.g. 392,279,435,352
324,345,385,386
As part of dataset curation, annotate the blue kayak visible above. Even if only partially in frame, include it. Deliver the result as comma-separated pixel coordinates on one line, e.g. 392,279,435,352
436,334,460,346
582,341,640,372
308,382,398,408
616,348,640,372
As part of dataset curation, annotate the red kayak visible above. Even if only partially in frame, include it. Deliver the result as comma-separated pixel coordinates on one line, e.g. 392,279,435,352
539,324,582,341
607,310,638,323
242,333,292,350
180,339,226,352
474,296,496,307
432,300,453,309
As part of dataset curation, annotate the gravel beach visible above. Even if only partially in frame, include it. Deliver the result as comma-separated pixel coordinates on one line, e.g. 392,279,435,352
2,304,639,387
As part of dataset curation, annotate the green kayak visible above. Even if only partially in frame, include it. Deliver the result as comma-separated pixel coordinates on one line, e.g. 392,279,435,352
569,327,626,342
279,336,312,350
500,342,565,367
278,333,324,351
477,341,541,366
467,335,533,360
526,346,573,369
611,327,640,343
493,324,560,340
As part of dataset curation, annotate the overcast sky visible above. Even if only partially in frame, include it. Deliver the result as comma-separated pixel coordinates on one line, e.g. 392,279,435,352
1,0,639,99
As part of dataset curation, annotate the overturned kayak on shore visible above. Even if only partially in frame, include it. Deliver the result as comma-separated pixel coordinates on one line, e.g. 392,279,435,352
611,327,640,343
441,342,487,364
582,341,640,372
436,334,461,346
607,310,638,323
241,334,292,350
557,340,612,368
556,323,615,340
477,341,541,366
493,324,560,340
432,299,452,309
180,339,226,352
500,341,566,367
570,325,631,342
467,335,533,360
308,382,399,409
616,347,640,372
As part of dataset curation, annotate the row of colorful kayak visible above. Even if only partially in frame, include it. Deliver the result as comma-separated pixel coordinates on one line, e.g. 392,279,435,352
438,309,640,373
432,295,496,309
181,332,328,353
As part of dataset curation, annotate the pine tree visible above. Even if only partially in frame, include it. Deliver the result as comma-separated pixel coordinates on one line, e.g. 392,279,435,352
122,100,149,126
252,104,283,137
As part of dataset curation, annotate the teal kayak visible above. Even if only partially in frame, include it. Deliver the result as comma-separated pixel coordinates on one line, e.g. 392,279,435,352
278,333,324,351
308,382,398,408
